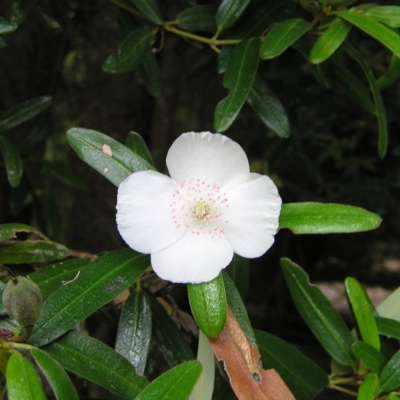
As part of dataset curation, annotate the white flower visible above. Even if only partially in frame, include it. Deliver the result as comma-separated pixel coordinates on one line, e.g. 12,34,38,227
116,132,281,284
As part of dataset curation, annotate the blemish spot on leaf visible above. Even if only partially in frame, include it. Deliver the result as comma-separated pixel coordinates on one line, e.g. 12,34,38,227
102,144,112,157
103,167,109,174
252,371,261,383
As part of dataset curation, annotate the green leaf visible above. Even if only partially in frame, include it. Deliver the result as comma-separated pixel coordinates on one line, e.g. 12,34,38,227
379,349,400,392
345,277,380,350
31,348,79,400
214,38,260,132
335,65,376,115
344,43,388,158
336,9,400,60
29,258,91,299
365,6,400,28
125,131,154,166
66,127,155,187
130,0,164,25
28,249,149,347
147,292,194,367
0,97,52,133
247,74,291,138
216,0,251,30
177,5,218,33
310,18,351,64
103,27,156,74
43,330,147,398
376,316,400,340
6,352,46,400
0,240,69,264
281,258,355,366
10,0,28,25
0,223,48,243
279,202,382,234
135,360,201,400
351,342,385,374
358,373,380,400
225,254,249,300
138,48,162,97
188,273,227,338
376,287,400,322
260,19,311,59
255,330,328,400
115,289,151,375
0,135,23,187
42,160,85,190
18,119,50,155
0,17,17,34
376,55,400,90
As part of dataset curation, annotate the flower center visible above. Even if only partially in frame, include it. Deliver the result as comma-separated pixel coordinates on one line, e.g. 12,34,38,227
169,178,229,238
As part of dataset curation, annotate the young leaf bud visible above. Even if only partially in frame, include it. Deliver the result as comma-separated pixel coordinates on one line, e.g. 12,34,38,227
2,277,42,328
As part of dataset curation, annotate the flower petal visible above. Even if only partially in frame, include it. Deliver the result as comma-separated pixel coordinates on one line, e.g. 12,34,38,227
166,132,250,186
220,173,281,258
151,233,233,283
116,170,184,254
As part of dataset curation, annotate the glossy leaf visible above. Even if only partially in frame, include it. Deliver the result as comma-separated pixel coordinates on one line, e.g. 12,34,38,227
225,254,249,300
147,292,194,367
28,249,149,347
345,277,380,350
135,360,201,400
358,373,380,400
281,258,355,366
0,223,47,243
188,273,227,338
255,330,328,400
0,240,69,264
31,348,79,400
0,96,52,133
376,287,400,322
336,9,400,59
103,27,156,74
67,127,155,187
42,160,85,190
125,131,154,166
260,19,311,59
115,289,151,375
29,258,91,299
0,17,17,34
214,38,259,132
6,352,46,400
376,55,400,90
177,5,218,33
130,0,164,25
279,202,382,234
365,6,400,28
138,48,162,97
376,316,400,340
379,349,400,392
43,330,147,398
0,135,23,187
351,342,385,374
310,18,351,64
216,0,251,30
247,74,290,138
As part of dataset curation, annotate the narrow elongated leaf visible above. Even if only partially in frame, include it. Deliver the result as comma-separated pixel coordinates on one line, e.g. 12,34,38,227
225,254,249,300
0,135,23,187
310,18,351,64
345,277,380,350
131,0,164,25
379,350,400,392
0,17,17,34
0,223,47,242
28,249,149,347
135,360,201,400
10,0,28,25
43,330,147,398
67,127,155,187
255,330,328,400
216,0,251,30
376,316,400,340
260,19,311,59
177,5,218,33
103,27,156,74
6,352,46,400
0,241,69,264
376,55,400,89
358,373,380,400
365,6,400,28
188,273,227,338
247,74,290,138
0,97,52,133
125,131,154,166
115,289,151,375
279,202,382,234
147,292,194,367
351,342,385,374
31,348,79,400
336,9,400,59
376,287,400,322
214,38,260,132
281,258,355,366
138,48,162,97
19,119,50,155
42,160,85,190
